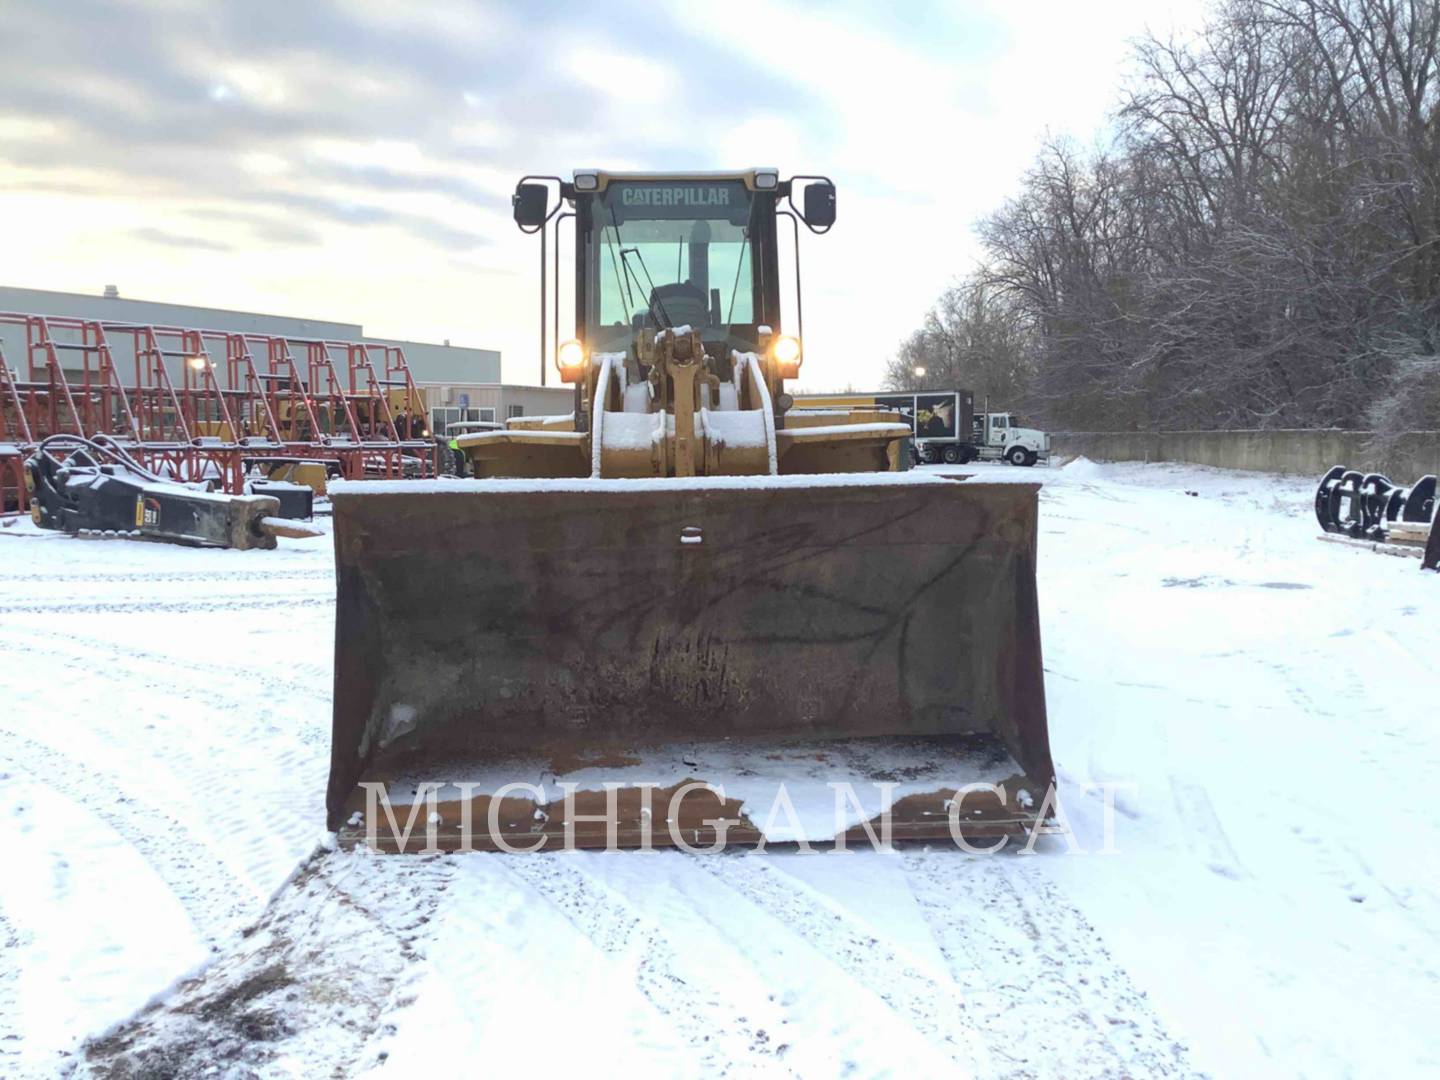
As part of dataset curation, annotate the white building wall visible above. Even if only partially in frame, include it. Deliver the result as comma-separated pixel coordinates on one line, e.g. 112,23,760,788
424,383,573,433
0,285,499,389
367,337,499,384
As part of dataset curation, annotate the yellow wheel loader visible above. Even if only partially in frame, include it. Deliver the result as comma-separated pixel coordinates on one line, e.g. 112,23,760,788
328,169,1053,851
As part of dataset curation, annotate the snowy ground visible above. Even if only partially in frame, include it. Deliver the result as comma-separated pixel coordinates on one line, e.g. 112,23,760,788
1,459,1436,1078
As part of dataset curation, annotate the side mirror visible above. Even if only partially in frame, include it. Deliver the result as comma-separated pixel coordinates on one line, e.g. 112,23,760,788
802,181,836,229
512,183,549,230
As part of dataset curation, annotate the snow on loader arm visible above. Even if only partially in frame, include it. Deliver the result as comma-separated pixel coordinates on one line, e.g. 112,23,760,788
327,170,1055,851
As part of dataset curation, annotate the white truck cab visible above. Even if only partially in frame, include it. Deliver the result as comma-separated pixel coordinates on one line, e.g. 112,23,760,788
975,412,1050,466
790,389,1050,467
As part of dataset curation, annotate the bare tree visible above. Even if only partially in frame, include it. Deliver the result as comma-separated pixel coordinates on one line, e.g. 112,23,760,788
884,279,1033,404
897,0,1440,433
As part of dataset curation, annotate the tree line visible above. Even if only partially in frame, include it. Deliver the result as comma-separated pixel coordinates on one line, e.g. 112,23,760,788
886,0,1439,439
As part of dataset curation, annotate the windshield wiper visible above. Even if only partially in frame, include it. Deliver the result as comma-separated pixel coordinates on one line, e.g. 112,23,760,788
620,245,674,330
603,202,639,315
722,196,760,345
606,202,674,331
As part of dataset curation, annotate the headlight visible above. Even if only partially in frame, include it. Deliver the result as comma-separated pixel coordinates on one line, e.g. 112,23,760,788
557,339,585,369
186,355,207,370
573,170,599,191
772,335,801,365
753,168,779,190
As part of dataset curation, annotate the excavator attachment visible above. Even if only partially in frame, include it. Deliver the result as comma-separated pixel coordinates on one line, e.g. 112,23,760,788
328,473,1054,851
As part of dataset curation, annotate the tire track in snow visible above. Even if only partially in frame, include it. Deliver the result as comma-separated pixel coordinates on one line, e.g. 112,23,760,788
547,853,972,1075
0,621,332,714
0,619,334,877
0,733,257,946
1245,644,1440,940
0,656,325,903
506,855,803,1077
0,595,331,617
82,852,456,1079
0,909,25,1071
0,569,331,586
700,854,991,1072
298,855,458,1075
903,852,1199,1078
1170,781,1247,882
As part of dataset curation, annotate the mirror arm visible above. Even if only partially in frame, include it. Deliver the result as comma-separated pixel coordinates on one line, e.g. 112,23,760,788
785,174,836,235
777,210,804,349
514,175,569,235
537,209,578,388
514,179,573,386
554,211,574,386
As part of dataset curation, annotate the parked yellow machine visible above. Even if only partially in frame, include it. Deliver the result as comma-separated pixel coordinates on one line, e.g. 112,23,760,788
327,169,1054,850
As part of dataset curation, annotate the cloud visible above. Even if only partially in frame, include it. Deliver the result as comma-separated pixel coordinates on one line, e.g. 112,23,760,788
0,0,1208,385
130,227,235,253
182,207,325,248
0,0,804,261
236,191,490,251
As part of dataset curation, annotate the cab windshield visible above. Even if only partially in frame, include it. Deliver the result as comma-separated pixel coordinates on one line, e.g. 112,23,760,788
586,180,758,354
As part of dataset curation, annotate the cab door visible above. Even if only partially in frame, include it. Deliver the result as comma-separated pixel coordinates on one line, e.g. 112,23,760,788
991,414,1009,446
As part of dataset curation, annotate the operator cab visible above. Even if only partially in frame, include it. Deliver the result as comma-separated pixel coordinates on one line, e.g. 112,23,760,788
512,169,835,394
583,177,765,373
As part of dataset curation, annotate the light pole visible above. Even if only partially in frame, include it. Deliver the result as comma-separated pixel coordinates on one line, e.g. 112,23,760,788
913,365,926,384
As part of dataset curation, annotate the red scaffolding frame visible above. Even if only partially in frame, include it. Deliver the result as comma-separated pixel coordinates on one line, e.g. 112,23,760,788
0,336,31,513
0,310,437,513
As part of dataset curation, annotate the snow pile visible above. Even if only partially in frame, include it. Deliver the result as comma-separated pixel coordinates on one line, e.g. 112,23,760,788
1060,454,1104,478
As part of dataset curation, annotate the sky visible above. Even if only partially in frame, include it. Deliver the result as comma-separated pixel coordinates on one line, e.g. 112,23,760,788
0,0,1206,390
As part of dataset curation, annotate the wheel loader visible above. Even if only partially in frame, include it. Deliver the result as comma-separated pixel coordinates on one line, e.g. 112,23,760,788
328,169,1054,851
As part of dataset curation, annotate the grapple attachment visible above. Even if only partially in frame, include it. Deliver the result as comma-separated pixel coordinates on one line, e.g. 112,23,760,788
1315,465,1439,569
328,474,1054,850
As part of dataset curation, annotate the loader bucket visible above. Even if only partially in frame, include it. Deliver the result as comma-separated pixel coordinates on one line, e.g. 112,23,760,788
328,474,1054,850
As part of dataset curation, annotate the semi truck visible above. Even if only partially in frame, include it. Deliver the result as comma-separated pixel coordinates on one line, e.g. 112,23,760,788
793,390,1051,466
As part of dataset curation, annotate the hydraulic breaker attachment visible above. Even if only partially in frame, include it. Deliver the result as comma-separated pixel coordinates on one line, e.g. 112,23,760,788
26,436,321,549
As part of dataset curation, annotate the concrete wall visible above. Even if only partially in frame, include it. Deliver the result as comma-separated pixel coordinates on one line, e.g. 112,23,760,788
1053,429,1440,479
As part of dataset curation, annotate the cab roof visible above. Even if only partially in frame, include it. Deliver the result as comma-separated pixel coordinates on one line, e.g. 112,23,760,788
573,168,779,192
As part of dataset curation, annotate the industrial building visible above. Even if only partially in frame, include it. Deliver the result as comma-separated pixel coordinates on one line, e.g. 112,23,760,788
0,285,571,431
423,383,573,433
